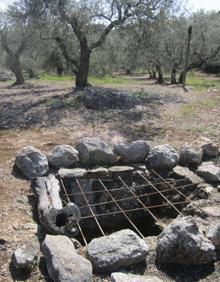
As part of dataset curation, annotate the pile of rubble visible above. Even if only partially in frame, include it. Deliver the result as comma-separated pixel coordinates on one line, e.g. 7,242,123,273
12,136,220,281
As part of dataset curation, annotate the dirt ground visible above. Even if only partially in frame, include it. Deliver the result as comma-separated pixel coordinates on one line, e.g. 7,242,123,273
0,78,220,281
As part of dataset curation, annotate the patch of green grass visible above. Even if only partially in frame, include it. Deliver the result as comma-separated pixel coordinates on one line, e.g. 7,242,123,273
186,72,220,91
181,98,218,117
132,90,148,97
45,97,60,106
199,99,216,109
181,104,198,117
37,74,138,85
89,76,137,85
38,74,74,81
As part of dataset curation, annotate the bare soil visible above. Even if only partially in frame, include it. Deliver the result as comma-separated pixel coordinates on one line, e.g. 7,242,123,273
0,79,220,281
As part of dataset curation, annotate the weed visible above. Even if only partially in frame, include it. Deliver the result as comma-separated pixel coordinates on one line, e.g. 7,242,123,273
181,104,197,117
45,97,60,106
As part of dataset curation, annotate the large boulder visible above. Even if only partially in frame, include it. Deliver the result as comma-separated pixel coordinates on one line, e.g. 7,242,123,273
111,273,163,282
76,138,116,166
156,216,215,265
207,223,220,249
15,146,49,179
148,144,179,170
179,145,203,166
173,166,204,185
86,229,149,273
197,162,220,182
192,137,219,158
48,145,79,169
114,140,151,163
42,235,92,282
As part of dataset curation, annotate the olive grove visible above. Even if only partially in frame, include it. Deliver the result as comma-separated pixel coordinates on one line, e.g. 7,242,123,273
0,0,220,87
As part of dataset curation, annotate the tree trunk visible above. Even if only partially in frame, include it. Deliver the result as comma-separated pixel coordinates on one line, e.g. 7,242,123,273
32,174,81,235
148,70,153,79
75,45,91,88
179,71,184,84
171,68,177,84
57,66,63,77
152,70,157,79
11,59,25,85
156,64,164,84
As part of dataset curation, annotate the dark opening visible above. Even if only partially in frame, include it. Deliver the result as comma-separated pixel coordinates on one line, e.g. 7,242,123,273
56,212,69,227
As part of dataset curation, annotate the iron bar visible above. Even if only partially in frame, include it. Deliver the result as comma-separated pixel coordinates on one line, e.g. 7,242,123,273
98,179,145,238
136,172,184,216
117,176,165,229
75,179,105,237
81,200,190,220
64,181,193,197
151,169,197,202
59,179,88,245
73,182,193,210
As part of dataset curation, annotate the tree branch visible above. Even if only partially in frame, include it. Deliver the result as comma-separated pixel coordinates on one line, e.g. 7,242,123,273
54,36,79,74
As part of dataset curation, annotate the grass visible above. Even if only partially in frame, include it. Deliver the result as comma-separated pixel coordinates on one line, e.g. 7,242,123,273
37,74,139,86
181,104,198,117
38,74,74,81
181,98,219,117
186,71,220,91
45,97,61,106
89,76,137,86
30,71,220,92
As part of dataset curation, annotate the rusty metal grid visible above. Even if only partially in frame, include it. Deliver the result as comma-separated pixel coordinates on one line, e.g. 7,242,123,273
60,170,199,245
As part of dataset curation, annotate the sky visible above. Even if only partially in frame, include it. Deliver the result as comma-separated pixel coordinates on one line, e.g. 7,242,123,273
0,0,220,12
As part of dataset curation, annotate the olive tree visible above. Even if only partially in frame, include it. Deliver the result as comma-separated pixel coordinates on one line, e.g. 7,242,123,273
18,0,176,88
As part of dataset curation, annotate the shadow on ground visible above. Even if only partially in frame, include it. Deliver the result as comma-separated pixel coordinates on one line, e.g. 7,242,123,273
0,85,185,141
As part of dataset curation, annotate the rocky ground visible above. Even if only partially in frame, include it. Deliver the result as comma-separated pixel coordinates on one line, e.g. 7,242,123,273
0,77,220,281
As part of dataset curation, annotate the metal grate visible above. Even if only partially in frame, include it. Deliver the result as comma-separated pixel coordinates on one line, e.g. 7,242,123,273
60,169,198,245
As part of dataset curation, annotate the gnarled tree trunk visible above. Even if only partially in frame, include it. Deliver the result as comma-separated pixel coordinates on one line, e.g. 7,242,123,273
179,71,184,84
171,68,177,84
156,64,164,84
11,58,25,85
75,45,91,88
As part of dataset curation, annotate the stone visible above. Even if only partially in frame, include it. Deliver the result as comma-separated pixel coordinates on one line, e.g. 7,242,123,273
156,216,215,264
192,137,219,158
207,223,220,249
76,138,116,166
114,141,151,163
86,229,149,273
148,144,179,170
42,235,92,282
58,168,87,179
15,146,49,179
173,166,204,185
201,206,220,218
179,145,203,165
132,164,147,171
217,185,220,192
87,167,108,178
48,145,79,169
183,200,212,217
111,273,163,282
12,238,39,269
197,162,220,182
108,166,134,174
